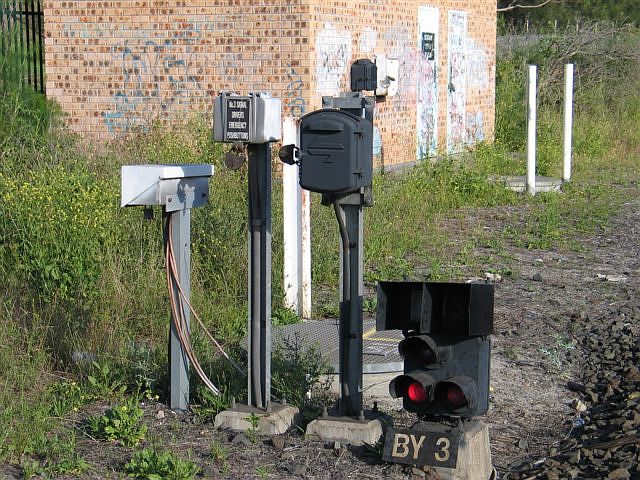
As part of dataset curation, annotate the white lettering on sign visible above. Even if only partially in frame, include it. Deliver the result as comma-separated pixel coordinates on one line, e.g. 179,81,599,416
391,434,426,460
434,437,451,462
228,99,248,109
227,131,249,140
231,110,245,119
228,121,247,129
391,434,410,458
410,435,426,460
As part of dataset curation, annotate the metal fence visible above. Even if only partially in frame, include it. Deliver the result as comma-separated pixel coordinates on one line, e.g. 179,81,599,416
1,0,45,94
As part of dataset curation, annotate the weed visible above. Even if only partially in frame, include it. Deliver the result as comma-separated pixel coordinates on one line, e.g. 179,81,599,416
125,447,200,480
87,397,147,447
245,412,261,443
271,306,301,326
210,440,228,463
362,297,377,314
255,465,270,479
20,458,44,479
21,431,91,478
503,347,519,362
540,334,577,372
86,360,128,399
271,336,333,413
47,380,87,418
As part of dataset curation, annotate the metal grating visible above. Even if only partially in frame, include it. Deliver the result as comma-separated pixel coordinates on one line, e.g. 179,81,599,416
273,319,403,374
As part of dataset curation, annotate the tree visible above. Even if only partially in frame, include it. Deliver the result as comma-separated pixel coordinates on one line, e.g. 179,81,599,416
498,0,640,29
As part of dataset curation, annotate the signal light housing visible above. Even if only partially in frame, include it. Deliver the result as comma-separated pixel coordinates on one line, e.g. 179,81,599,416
389,336,490,418
380,282,494,420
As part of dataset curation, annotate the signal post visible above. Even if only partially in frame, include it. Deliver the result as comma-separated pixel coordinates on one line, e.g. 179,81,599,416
378,281,495,479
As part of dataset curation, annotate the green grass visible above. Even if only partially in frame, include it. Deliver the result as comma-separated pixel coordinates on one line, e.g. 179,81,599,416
0,26,639,471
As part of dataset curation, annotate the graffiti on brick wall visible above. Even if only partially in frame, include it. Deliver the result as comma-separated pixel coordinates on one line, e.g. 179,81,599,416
447,10,467,153
103,40,204,134
358,28,377,54
417,6,439,159
315,24,352,96
100,22,212,134
285,64,306,117
466,38,490,89
466,111,484,144
383,26,414,98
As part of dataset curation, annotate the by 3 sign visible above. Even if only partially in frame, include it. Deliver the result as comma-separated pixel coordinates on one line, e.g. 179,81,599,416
382,426,461,468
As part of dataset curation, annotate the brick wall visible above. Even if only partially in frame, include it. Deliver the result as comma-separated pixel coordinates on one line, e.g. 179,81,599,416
43,0,496,166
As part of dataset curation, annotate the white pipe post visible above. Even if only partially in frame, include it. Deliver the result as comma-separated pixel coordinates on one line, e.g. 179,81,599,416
300,186,311,319
282,117,301,315
563,63,574,182
527,65,538,195
282,117,311,319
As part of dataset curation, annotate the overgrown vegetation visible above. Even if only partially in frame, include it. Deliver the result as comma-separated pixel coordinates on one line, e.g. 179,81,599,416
1,17,639,478
124,447,200,480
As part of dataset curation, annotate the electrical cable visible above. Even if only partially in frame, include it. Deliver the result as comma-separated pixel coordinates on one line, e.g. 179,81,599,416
166,218,245,377
166,235,220,396
166,214,224,396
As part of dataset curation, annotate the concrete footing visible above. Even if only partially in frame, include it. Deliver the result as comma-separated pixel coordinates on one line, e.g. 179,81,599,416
305,415,385,446
213,403,300,435
495,175,563,193
431,420,493,480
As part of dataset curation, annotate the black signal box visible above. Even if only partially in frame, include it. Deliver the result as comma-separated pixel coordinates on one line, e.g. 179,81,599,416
350,58,377,92
298,109,373,194
376,281,494,335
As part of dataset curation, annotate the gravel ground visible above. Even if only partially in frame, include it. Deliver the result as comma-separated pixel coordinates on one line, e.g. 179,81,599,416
2,185,638,480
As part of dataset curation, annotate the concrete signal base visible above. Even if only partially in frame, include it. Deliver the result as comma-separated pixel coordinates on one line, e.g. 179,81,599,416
305,413,387,446
431,420,493,480
214,403,300,435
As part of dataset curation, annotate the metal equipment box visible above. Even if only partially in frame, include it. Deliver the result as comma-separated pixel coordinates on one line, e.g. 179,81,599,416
120,164,214,211
213,92,282,144
298,109,373,194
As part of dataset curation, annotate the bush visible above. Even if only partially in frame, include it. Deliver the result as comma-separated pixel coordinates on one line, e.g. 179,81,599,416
0,165,117,302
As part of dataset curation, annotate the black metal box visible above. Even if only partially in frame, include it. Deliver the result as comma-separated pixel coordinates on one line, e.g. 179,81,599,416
376,281,494,335
298,109,373,194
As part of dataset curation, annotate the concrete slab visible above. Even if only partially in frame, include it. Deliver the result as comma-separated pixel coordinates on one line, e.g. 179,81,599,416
494,175,563,193
305,414,386,446
214,403,300,435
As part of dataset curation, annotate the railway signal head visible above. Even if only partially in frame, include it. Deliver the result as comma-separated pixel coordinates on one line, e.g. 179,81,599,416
377,281,494,419
390,334,490,418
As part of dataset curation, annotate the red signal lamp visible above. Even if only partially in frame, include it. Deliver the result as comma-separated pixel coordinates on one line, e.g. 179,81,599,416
442,382,468,408
407,381,428,403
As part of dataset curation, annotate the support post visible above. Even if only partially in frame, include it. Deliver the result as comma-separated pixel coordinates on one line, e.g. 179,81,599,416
247,143,272,409
527,65,537,196
166,208,191,413
282,117,311,318
334,192,364,417
563,63,574,183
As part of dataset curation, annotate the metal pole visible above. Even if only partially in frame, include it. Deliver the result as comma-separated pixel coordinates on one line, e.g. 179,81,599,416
166,208,191,413
37,0,44,93
563,63,574,183
247,143,272,409
282,117,301,315
335,194,363,417
527,65,537,195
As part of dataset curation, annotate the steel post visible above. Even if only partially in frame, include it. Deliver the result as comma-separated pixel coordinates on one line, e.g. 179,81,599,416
166,208,191,413
247,143,272,409
335,193,364,417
